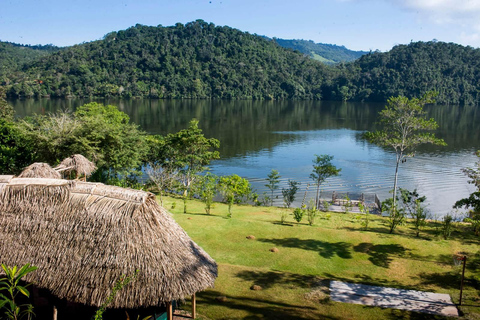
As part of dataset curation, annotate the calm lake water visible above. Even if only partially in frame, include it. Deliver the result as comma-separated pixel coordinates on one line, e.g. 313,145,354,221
10,98,480,217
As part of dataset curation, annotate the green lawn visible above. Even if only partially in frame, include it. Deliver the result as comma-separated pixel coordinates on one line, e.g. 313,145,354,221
161,197,480,319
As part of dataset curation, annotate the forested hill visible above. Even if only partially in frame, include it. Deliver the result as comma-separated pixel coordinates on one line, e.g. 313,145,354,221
2,22,480,105
0,42,59,77
336,41,480,105
273,38,367,64
3,21,331,100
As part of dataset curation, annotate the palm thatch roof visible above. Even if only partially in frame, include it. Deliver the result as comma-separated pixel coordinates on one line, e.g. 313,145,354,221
0,175,217,308
18,162,61,179
55,154,97,179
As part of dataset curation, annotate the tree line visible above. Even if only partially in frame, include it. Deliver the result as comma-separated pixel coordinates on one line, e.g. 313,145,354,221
2,22,480,105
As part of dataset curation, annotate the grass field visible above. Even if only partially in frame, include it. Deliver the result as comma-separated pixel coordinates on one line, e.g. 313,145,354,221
161,196,480,319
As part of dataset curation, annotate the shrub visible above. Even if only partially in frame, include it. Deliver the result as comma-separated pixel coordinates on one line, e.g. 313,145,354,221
293,207,304,223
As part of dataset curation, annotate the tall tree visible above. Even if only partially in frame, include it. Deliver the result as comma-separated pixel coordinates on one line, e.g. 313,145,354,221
163,119,220,213
265,169,281,206
365,92,446,224
310,154,341,208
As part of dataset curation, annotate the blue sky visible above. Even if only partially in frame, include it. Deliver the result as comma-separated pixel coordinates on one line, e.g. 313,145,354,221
1,0,480,51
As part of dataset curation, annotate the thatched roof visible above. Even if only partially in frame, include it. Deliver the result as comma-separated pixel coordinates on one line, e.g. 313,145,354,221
18,163,61,179
0,175,217,308
55,154,97,178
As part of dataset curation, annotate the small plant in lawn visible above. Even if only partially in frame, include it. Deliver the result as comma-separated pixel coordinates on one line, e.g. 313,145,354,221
196,173,218,215
321,200,330,212
0,263,37,320
94,270,139,320
280,210,288,224
400,188,427,237
343,195,352,214
293,207,305,224
307,200,319,226
358,202,370,231
259,192,271,207
310,155,341,208
325,213,331,220
282,180,300,208
265,169,281,206
382,197,405,234
442,214,453,240
170,202,176,210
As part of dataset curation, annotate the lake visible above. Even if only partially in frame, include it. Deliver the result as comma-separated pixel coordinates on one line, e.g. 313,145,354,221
9,98,480,217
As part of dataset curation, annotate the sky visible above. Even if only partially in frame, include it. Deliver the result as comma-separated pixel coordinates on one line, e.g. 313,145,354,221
1,0,480,52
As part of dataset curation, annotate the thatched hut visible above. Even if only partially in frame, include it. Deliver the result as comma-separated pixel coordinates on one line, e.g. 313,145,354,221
18,162,61,179
0,175,217,319
55,154,97,180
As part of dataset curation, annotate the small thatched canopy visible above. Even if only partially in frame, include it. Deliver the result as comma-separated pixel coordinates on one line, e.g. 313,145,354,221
18,162,61,179
0,175,217,308
55,154,97,179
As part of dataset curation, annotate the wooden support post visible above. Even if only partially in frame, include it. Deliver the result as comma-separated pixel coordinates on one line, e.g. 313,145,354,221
53,305,58,320
191,293,196,319
166,301,173,320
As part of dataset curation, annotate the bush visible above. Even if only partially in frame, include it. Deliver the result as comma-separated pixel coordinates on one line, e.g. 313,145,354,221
293,207,304,223
442,214,453,240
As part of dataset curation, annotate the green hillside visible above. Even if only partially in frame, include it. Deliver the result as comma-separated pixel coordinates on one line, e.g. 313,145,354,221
330,41,480,105
2,22,480,105
2,21,331,100
0,42,59,78
274,38,367,64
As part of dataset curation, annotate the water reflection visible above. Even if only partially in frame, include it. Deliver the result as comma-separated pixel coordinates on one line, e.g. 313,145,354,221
10,98,480,216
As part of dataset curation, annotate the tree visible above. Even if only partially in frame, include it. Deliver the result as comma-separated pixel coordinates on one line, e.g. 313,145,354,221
162,119,220,213
196,173,218,215
265,169,281,206
17,103,149,179
365,92,446,220
282,180,300,208
310,154,341,208
75,103,149,175
218,174,252,218
454,150,480,231
399,188,427,237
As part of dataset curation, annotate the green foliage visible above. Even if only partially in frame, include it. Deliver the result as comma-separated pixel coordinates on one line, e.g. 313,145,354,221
0,263,37,320
399,188,427,237
281,180,300,208
17,103,148,177
306,200,319,226
218,174,252,218
310,154,341,208
75,102,149,173
382,197,405,234
441,215,454,240
196,173,219,215
365,92,445,211
273,38,367,65
280,210,288,224
342,41,480,105
2,22,328,100
0,87,14,121
293,207,305,224
342,195,352,214
0,119,34,175
94,270,139,320
265,169,281,206
160,119,220,213
358,202,370,230
454,151,480,217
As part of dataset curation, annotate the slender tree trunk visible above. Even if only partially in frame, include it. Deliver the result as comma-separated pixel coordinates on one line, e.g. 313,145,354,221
392,154,401,210
315,183,320,209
